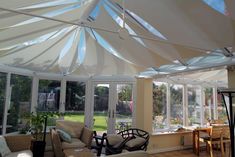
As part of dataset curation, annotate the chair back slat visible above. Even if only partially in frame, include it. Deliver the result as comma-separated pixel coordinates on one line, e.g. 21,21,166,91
221,126,230,139
210,126,223,139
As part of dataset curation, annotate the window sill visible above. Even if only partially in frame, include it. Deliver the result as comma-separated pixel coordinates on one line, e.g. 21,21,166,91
152,130,192,136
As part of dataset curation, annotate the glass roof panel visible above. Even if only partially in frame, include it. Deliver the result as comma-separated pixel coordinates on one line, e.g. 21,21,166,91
77,28,86,65
12,3,82,28
59,28,78,62
18,0,80,10
85,28,134,64
188,54,229,66
103,3,146,46
126,9,167,40
88,0,102,21
0,26,74,56
203,0,228,15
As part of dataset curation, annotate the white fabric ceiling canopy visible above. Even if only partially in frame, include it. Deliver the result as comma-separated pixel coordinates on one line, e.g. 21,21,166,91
0,0,234,78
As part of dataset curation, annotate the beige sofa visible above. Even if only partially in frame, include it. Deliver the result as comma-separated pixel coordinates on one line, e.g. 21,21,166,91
50,120,93,157
4,135,33,157
107,151,149,157
55,120,93,149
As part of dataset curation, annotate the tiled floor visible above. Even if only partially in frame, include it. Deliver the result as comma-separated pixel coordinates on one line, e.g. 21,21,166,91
150,149,229,157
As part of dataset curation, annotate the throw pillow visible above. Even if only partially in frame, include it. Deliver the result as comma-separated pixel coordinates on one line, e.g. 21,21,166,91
107,134,124,146
125,137,146,148
57,129,72,143
0,136,11,157
56,120,84,138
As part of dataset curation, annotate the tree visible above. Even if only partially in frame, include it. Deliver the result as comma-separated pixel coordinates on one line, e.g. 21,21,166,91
118,85,132,101
153,83,167,116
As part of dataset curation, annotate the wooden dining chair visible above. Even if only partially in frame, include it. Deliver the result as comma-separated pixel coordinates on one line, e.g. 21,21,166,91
220,126,230,157
199,126,223,157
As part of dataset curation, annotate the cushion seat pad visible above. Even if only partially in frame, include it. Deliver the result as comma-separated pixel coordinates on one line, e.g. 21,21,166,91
62,138,86,149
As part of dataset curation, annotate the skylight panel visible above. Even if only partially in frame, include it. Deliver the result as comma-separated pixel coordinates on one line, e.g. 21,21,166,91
59,29,78,62
12,4,82,27
76,29,86,65
203,0,228,15
103,3,145,46
126,10,167,40
88,0,102,21
159,64,187,72
85,28,134,65
103,0,122,15
0,26,74,54
19,0,80,10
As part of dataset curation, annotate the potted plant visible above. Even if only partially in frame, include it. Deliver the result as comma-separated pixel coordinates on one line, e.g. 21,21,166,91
23,112,48,157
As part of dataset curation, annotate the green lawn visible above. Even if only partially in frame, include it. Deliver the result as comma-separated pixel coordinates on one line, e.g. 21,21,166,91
64,113,108,131
57,113,131,131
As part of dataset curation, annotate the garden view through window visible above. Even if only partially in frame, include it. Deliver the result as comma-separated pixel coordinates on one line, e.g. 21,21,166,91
7,74,32,133
64,81,86,123
152,81,227,133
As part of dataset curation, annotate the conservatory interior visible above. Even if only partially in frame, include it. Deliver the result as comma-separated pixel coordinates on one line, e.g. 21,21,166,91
0,0,235,157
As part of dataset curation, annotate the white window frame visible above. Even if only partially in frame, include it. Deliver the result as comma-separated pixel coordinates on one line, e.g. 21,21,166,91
152,80,218,133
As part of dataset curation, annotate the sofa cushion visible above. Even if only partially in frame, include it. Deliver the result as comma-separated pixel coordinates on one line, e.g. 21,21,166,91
107,134,124,146
125,137,146,148
61,138,86,149
57,129,72,143
56,120,84,138
5,150,32,157
0,136,11,157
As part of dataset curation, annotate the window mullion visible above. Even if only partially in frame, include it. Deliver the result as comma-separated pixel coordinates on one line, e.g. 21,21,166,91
183,84,188,126
31,76,39,113
2,73,11,135
166,83,171,129
84,79,93,128
200,86,204,126
213,86,218,119
59,78,66,113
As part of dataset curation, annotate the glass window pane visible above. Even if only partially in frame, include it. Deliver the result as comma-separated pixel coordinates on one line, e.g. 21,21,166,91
152,81,167,131
188,85,201,127
170,84,183,128
38,80,60,111
116,84,133,132
0,73,6,134
217,93,228,123
93,84,109,133
7,74,32,133
64,81,86,123
204,87,214,125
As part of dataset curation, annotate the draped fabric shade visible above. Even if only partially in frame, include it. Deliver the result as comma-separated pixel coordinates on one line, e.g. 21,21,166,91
0,0,234,77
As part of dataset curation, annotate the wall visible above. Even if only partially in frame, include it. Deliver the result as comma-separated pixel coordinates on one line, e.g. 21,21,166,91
135,77,153,133
147,132,193,154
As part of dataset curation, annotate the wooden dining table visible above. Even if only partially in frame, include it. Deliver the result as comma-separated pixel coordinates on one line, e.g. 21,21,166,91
192,127,212,156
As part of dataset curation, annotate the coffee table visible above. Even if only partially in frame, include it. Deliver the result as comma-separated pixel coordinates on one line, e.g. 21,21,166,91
64,148,96,157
